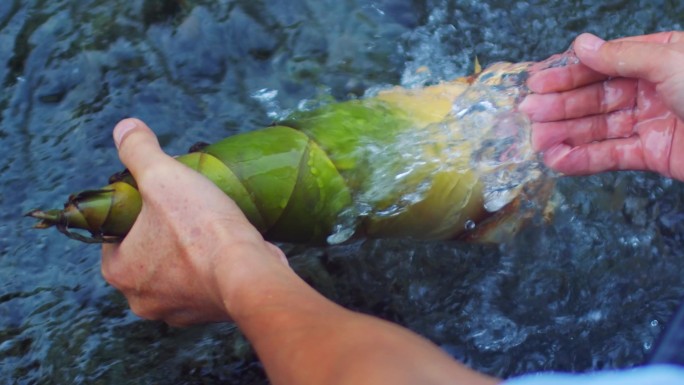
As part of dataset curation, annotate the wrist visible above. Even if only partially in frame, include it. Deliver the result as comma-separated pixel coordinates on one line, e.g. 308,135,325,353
211,239,296,320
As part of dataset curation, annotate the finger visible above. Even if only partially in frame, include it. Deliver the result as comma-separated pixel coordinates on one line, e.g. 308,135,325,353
267,242,290,266
112,118,170,180
526,31,684,94
520,77,637,122
101,244,115,281
611,31,684,44
574,33,683,83
126,295,165,321
101,243,123,289
128,294,228,326
531,110,637,151
527,61,607,93
543,138,646,175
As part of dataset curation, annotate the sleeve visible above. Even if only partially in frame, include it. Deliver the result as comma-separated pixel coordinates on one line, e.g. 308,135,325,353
502,364,684,385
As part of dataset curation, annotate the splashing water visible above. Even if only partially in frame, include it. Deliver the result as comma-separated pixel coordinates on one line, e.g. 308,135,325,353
328,62,546,244
451,72,542,212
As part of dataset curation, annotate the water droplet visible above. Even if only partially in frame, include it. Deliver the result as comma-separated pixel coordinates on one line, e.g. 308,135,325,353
465,219,476,231
327,227,355,244
251,88,278,101
650,320,659,327
251,88,291,120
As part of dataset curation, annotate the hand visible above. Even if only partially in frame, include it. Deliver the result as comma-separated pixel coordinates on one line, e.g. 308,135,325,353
100,119,499,385
520,32,684,181
101,118,288,327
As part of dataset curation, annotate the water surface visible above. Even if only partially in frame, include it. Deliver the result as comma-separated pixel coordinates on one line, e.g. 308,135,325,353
2,0,684,383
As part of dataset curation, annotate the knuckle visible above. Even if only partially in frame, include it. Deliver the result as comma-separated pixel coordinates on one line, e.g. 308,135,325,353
605,40,639,59
128,298,157,320
101,260,124,290
167,319,191,328
100,264,115,286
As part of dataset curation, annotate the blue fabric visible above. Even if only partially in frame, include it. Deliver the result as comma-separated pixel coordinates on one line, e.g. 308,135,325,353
503,365,684,385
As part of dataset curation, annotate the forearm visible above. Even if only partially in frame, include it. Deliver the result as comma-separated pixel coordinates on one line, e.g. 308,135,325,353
217,251,499,385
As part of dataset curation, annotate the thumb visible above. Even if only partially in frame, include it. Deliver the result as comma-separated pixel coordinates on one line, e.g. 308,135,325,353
112,118,169,178
573,33,679,83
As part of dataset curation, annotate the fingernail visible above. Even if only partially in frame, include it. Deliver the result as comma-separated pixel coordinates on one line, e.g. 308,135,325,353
576,33,605,52
113,119,137,148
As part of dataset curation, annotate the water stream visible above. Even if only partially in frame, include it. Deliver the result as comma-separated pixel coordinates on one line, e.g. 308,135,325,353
2,0,684,383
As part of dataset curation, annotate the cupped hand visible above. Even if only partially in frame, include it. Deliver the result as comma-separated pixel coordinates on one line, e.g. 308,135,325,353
101,118,287,327
520,31,684,181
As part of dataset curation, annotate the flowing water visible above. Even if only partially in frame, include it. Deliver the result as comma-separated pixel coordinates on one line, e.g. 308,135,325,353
2,0,684,383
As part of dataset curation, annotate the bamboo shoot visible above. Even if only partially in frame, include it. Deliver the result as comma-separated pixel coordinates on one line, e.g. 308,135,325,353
27,62,548,244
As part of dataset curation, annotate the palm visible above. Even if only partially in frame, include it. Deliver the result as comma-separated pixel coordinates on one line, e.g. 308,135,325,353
629,85,684,179
524,75,683,178
520,32,684,180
